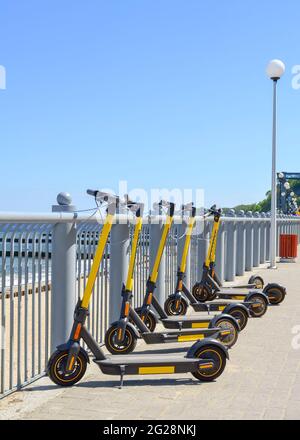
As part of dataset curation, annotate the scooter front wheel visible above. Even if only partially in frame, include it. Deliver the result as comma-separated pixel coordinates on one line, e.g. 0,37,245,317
192,345,227,382
164,296,188,316
105,324,138,355
192,284,210,302
134,308,157,332
47,350,87,387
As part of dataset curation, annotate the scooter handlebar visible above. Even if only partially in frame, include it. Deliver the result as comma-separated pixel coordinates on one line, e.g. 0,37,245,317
207,205,222,217
127,202,145,217
153,200,175,217
87,189,118,204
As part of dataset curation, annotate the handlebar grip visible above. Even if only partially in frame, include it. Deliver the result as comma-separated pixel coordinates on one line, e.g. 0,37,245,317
207,205,222,217
182,202,194,212
87,189,118,203
153,200,175,217
169,202,175,217
87,189,98,197
127,202,145,217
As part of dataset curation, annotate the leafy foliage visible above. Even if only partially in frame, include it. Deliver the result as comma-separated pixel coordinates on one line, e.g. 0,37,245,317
228,181,300,213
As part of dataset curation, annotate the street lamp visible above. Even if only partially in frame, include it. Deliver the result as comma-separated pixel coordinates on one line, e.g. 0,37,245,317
284,181,290,190
266,59,285,268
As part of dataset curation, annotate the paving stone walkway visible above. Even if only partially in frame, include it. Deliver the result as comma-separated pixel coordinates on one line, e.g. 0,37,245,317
1,257,300,420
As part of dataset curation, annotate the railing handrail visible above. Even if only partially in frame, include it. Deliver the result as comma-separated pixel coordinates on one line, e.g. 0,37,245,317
0,212,300,224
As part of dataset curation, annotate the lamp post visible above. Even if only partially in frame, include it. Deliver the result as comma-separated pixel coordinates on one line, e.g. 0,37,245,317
266,59,285,268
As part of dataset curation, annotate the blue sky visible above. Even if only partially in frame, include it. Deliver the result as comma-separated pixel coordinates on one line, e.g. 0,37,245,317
0,0,299,212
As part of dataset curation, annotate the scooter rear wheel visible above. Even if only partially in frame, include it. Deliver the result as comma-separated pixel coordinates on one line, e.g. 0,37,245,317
213,318,239,349
192,345,227,382
105,324,138,355
164,296,188,316
248,275,264,289
47,350,87,387
248,294,268,318
264,286,286,305
192,284,210,302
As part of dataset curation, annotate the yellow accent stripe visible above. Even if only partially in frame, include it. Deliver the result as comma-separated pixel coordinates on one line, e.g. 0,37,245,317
68,356,75,370
232,296,246,300
125,217,143,291
199,363,214,370
150,215,174,283
180,216,196,273
74,323,82,340
178,334,204,342
139,366,175,375
124,302,130,316
191,322,209,328
81,214,114,309
218,306,226,311
206,218,220,266
221,330,231,336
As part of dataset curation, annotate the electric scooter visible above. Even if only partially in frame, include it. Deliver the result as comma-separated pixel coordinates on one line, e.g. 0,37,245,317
192,206,286,307
105,201,235,354
133,203,240,346
163,205,250,331
47,190,228,388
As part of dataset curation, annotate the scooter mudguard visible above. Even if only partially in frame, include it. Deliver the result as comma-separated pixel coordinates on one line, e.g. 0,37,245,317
186,339,229,360
110,320,141,339
135,307,158,324
248,275,264,287
222,303,250,318
56,342,90,364
209,314,241,332
245,291,269,304
263,283,286,296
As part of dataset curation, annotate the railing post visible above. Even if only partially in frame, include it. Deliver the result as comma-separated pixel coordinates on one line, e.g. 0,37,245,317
150,218,166,306
276,215,280,256
236,210,246,276
253,212,261,267
225,210,236,282
266,212,271,261
245,211,254,272
109,216,130,324
260,213,267,264
177,219,191,290
51,193,77,352
215,222,225,283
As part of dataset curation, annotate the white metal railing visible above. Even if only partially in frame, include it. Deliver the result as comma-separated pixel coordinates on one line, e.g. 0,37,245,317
1,210,300,399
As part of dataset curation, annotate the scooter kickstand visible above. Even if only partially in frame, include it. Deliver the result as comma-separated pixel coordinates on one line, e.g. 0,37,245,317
119,365,126,389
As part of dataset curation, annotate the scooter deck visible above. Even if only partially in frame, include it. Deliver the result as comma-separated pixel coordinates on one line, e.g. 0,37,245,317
229,284,256,289
161,315,214,329
95,355,207,376
216,288,259,298
190,302,229,313
142,328,221,344
198,298,263,313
